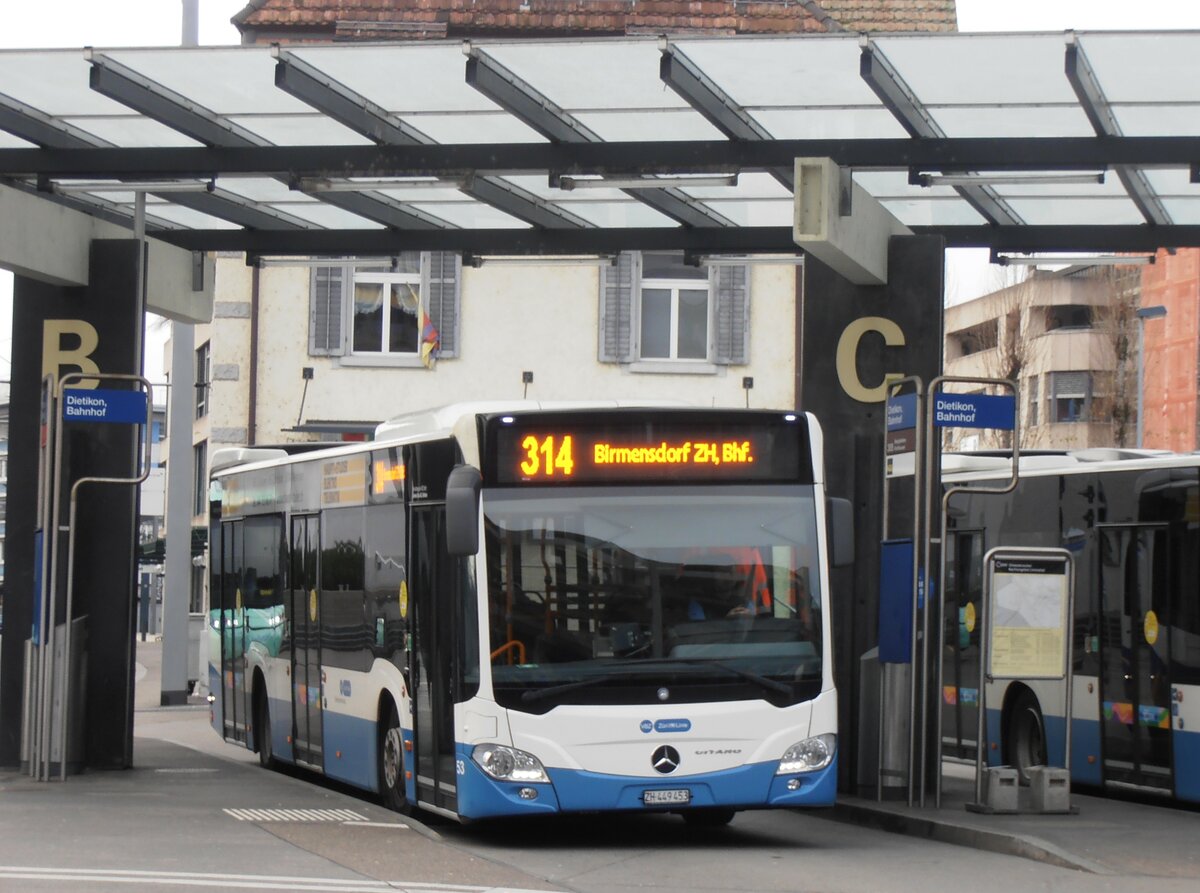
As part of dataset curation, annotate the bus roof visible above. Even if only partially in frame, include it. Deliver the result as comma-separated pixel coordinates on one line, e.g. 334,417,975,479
944,448,1200,482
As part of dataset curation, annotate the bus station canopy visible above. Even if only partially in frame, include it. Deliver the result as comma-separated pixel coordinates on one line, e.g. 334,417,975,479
3,29,1200,258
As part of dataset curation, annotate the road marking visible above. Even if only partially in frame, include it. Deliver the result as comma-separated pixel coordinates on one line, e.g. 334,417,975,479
223,807,368,822
0,867,565,892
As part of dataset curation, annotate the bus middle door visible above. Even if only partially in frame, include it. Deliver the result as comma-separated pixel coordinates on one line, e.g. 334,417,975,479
410,505,458,814
1098,524,1172,794
291,514,323,769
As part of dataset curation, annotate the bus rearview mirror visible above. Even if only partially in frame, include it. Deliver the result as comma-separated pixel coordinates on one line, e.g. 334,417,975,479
446,464,483,557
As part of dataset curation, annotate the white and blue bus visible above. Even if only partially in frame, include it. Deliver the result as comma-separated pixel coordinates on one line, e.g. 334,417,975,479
940,450,1200,804
208,403,852,824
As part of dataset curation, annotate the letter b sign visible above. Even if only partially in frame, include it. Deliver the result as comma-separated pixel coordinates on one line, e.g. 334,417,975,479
42,319,101,390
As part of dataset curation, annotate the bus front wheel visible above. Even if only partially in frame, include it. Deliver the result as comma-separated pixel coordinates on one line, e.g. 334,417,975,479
379,702,409,813
1005,689,1047,784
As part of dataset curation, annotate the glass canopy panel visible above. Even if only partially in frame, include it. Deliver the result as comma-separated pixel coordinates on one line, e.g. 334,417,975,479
1075,33,1200,104
0,52,132,116
989,175,1131,199
403,113,547,144
870,34,1080,106
485,40,690,111
930,106,1095,139
264,202,386,229
1161,199,1200,225
1110,107,1200,137
367,184,472,203
553,200,677,228
881,199,988,227
102,48,309,116
226,115,374,147
575,110,725,142
0,132,35,148
1006,197,1145,226
675,36,881,108
214,178,319,204
137,204,243,230
407,202,530,229
61,116,203,147
289,45,502,113
700,200,794,227
755,107,908,140
1143,169,1200,196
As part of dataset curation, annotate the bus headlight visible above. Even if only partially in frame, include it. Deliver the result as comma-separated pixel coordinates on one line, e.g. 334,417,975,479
471,744,549,783
777,734,836,773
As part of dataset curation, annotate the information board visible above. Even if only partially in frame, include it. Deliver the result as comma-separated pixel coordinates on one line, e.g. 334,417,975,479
986,553,1071,680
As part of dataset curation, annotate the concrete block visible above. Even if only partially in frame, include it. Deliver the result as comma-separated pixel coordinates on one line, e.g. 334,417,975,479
982,766,1019,812
1028,766,1071,813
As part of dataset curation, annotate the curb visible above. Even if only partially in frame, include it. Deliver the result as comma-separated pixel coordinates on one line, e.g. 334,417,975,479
826,801,1114,875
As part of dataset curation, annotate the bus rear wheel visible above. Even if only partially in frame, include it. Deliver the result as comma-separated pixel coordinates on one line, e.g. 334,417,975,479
681,808,736,827
1005,689,1047,784
379,702,409,814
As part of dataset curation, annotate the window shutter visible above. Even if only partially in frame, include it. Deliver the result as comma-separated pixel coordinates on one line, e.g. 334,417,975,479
425,251,460,358
309,264,345,356
599,251,638,363
713,263,749,365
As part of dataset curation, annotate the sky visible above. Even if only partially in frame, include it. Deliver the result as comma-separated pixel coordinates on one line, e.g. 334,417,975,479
3,0,1200,385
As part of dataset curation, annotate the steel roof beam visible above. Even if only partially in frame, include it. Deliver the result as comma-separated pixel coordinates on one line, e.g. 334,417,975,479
1065,35,1171,226
275,49,590,229
274,50,434,147
1,87,309,231
4,137,1200,180
861,39,1023,227
154,223,1200,257
658,44,793,191
88,51,452,230
465,44,730,228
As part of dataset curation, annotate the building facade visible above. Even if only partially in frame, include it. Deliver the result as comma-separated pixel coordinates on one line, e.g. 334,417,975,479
944,264,1155,452
1140,248,1200,452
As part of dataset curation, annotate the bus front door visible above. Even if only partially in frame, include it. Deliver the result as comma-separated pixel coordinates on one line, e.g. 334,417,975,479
410,506,458,814
291,514,323,769
220,520,248,744
1098,525,1172,794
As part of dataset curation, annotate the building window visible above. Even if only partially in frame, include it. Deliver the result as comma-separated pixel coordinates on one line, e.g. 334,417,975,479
194,342,210,419
193,441,207,516
1046,305,1093,331
1051,371,1091,423
353,255,422,355
639,253,711,361
309,253,460,365
1027,375,1040,428
948,320,998,359
599,252,749,368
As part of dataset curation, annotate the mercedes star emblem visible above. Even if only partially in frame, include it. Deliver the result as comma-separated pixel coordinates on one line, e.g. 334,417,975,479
652,745,681,774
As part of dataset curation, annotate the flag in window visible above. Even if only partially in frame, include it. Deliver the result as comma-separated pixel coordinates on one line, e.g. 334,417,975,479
419,302,440,369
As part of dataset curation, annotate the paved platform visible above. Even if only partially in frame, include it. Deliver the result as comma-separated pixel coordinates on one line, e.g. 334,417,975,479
2,641,1198,885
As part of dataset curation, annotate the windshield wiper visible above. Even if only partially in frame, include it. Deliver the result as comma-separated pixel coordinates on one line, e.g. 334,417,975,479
519,657,791,704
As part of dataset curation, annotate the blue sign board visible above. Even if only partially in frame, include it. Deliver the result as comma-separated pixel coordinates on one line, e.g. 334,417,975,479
62,388,147,424
932,393,1015,430
886,393,918,431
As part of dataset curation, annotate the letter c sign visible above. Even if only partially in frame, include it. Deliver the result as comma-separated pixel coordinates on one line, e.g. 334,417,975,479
835,317,906,404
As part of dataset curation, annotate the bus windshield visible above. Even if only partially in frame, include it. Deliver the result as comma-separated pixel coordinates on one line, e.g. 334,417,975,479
482,485,823,711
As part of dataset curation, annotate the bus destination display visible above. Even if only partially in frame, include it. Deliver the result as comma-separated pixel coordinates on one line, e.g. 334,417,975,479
486,412,809,485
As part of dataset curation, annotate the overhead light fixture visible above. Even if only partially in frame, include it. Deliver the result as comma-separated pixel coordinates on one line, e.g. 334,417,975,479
913,171,1106,188
696,254,804,267
46,179,215,194
991,251,1155,267
293,176,466,192
249,257,401,269
553,174,738,191
463,254,616,268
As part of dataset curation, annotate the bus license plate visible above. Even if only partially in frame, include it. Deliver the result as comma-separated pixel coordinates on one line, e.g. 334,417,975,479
644,789,691,805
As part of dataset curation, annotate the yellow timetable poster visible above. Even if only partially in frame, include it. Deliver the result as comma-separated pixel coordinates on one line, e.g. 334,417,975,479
987,555,1070,680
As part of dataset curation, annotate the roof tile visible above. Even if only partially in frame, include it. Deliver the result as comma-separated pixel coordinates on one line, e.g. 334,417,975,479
234,1,957,39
